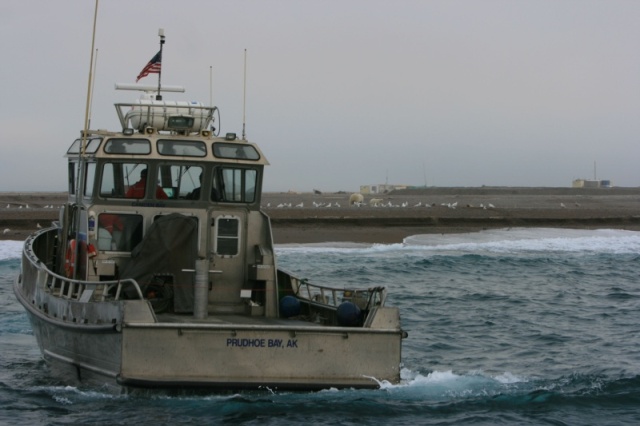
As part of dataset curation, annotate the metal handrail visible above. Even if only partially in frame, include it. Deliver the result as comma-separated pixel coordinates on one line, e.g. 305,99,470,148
24,228,144,302
40,267,144,302
114,102,215,132
291,276,387,310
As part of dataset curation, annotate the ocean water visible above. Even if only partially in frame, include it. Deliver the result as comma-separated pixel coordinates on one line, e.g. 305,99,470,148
2,228,640,425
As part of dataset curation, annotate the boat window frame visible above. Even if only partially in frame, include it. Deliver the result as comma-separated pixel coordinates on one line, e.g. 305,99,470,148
67,137,102,154
157,139,207,157
157,163,205,200
97,212,144,252
214,166,258,204
212,142,260,161
99,162,150,199
214,215,241,257
68,161,78,195
103,138,151,155
83,162,97,197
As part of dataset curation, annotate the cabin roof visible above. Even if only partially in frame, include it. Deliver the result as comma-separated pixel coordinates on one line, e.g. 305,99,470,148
66,132,270,166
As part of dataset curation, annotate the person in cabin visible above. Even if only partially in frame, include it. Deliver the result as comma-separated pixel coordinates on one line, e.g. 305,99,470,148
97,214,125,250
186,172,220,201
126,168,168,199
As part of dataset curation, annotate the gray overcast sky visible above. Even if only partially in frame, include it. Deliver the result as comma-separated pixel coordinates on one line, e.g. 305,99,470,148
1,0,639,192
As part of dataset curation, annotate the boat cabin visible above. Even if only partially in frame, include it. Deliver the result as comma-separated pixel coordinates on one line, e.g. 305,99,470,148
60,96,277,317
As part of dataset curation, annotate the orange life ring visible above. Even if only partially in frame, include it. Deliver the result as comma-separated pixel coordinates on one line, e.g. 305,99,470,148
64,239,76,278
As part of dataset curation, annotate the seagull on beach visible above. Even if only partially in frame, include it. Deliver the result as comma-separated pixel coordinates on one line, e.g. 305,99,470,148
3,229,9,234
36,223,42,229
295,202,304,208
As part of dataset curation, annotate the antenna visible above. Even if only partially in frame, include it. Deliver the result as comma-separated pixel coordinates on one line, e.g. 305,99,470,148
81,0,99,157
88,48,98,129
209,65,213,107
242,49,247,140
156,28,165,100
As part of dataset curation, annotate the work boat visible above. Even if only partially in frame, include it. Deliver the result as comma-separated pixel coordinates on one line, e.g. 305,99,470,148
14,84,406,391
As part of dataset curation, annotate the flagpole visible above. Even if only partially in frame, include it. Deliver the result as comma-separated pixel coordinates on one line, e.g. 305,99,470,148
157,28,165,100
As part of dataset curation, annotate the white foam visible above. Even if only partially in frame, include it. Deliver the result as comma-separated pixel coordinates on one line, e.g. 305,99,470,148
275,228,640,256
0,240,23,260
4,228,639,261
404,228,640,255
374,368,532,401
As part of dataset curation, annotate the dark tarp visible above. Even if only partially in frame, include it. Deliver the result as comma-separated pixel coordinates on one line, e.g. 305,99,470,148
120,213,198,313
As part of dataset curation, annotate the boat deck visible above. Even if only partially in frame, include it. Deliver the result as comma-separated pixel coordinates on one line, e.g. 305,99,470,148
154,313,324,327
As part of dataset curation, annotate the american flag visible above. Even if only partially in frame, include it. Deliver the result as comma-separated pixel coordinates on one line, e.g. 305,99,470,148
136,51,162,82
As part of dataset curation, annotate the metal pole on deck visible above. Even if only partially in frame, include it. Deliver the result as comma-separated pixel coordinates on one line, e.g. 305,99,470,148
73,0,99,280
193,259,209,319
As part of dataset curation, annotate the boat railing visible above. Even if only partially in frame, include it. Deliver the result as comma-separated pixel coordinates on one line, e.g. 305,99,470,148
41,268,144,302
282,270,387,311
114,101,215,133
24,228,144,302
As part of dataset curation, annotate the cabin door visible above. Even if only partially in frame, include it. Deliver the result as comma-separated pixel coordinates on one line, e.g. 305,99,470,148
209,211,247,313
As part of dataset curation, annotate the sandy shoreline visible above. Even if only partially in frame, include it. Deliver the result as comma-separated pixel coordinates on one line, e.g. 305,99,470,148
1,188,639,244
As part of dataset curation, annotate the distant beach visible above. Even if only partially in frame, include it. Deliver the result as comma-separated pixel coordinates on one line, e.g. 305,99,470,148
1,187,639,243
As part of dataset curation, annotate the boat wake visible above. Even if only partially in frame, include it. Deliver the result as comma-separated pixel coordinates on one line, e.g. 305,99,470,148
20,368,640,414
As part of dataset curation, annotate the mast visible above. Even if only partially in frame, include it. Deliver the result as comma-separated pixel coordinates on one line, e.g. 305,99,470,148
156,28,165,100
242,49,247,140
209,65,213,107
73,0,99,279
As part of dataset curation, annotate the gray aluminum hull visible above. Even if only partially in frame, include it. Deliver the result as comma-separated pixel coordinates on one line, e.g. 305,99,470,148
15,273,403,391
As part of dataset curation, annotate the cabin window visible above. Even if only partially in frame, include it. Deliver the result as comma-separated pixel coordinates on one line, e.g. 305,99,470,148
215,216,240,256
101,163,146,198
100,163,168,199
212,142,260,160
158,140,207,157
216,167,257,203
67,137,102,154
101,163,143,198
104,138,151,155
68,162,77,195
157,164,203,199
97,213,143,251
83,162,96,197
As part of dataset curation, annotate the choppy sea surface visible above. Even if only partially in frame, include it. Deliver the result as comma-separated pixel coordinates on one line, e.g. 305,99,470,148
1,228,640,425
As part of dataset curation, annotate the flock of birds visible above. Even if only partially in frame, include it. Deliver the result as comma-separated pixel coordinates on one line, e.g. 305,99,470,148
2,203,62,235
4,204,61,209
0,198,581,235
264,200,498,209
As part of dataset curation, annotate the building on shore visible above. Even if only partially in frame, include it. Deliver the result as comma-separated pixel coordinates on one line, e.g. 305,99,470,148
360,184,408,194
572,179,611,188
